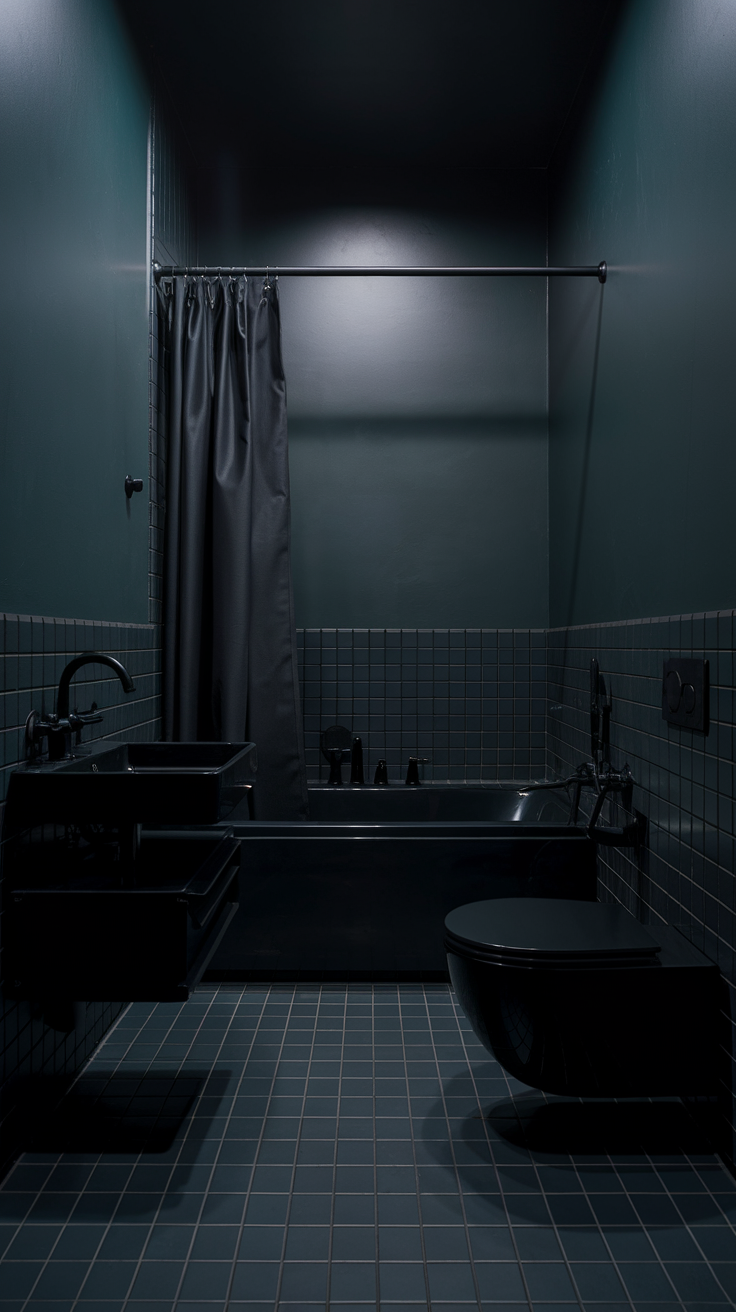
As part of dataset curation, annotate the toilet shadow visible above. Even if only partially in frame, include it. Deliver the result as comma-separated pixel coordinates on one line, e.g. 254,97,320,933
419,1071,724,1224
19,1067,218,1154
487,1091,719,1157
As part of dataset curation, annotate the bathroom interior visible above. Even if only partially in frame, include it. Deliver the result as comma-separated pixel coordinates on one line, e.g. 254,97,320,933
2,0,736,1306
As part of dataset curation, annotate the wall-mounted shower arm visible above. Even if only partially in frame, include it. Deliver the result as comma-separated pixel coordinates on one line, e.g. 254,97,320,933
153,262,608,283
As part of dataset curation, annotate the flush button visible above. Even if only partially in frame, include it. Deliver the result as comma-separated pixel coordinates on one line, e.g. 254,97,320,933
664,669,682,712
662,658,708,733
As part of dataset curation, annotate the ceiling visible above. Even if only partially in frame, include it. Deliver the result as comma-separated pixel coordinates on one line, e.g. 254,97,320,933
118,0,624,182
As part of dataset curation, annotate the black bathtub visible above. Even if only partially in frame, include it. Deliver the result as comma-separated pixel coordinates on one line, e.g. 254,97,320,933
209,784,596,979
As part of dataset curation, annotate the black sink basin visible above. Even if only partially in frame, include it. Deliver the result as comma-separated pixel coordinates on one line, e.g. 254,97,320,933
6,740,257,825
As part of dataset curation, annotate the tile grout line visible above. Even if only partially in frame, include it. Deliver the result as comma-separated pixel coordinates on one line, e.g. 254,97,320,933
563,1129,644,1312
270,985,324,1311
371,984,381,1312
443,986,537,1312
600,1149,694,1310
383,980,432,1310
421,983,508,1312
210,983,300,1312
111,986,250,1312
641,1148,736,1306
414,986,469,1312
325,985,349,1310
14,1001,165,1312
37,990,222,1312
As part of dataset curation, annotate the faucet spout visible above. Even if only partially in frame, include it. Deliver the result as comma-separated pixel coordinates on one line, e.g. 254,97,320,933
27,652,136,761
56,652,135,720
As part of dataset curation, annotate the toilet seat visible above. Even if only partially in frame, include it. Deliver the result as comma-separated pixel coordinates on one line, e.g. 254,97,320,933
445,897,662,969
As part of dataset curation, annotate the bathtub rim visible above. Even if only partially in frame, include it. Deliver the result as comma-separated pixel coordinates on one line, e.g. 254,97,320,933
220,818,590,840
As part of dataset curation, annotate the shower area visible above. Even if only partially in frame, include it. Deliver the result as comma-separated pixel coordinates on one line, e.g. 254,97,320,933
154,248,605,802
151,215,610,979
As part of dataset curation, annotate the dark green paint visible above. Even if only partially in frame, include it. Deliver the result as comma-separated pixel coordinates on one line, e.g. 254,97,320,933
549,0,736,625
200,179,549,628
289,418,548,629
0,0,150,622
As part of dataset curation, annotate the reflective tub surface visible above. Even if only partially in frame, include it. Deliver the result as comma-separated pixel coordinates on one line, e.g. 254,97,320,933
209,784,595,980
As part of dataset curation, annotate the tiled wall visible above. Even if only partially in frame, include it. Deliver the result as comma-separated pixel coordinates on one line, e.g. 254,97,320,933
0,615,161,804
296,628,547,783
546,611,736,1161
0,613,162,1172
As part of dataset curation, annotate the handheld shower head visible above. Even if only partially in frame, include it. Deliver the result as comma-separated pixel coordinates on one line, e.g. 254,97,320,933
590,657,600,762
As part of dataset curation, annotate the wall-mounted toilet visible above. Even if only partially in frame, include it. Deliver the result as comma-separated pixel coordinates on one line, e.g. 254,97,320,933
445,898,720,1098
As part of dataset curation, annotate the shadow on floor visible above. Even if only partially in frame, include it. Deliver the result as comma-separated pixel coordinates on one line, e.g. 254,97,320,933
488,1091,720,1157
18,1068,215,1154
417,1070,727,1225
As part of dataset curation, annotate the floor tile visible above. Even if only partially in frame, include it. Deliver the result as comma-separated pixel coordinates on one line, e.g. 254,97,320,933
329,1259,377,1299
378,1259,428,1299
2,983,734,1312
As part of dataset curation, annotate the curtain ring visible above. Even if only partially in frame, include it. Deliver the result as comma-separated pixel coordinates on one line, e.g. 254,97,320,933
264,265,271,293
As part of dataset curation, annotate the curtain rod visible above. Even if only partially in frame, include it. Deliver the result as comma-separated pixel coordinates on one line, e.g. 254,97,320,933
153,261,608,283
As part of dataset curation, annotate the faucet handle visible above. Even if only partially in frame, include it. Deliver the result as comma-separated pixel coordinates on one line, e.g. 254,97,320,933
326,746,345,786
72,701,103,726
405,757,429,785
70,702,103,747
25,709,43,760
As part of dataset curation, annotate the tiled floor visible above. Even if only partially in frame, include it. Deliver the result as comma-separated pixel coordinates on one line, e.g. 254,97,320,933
1,984,736,1311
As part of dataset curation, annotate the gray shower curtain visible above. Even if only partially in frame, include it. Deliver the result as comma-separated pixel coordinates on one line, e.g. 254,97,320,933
158,274,307,820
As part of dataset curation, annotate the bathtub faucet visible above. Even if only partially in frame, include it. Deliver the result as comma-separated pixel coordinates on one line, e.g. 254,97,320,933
405,757,429,785
567,760,643,847
521,760,643,847
326,748,345,786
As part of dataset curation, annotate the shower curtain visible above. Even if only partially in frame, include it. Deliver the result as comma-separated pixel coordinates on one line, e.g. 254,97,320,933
157,274,308,821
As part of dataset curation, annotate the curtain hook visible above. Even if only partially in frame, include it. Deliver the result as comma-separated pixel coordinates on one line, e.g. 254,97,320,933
264,265,271,293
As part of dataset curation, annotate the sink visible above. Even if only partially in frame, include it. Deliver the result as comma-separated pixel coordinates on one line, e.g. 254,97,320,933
5,740,257,826
2,742,253,1004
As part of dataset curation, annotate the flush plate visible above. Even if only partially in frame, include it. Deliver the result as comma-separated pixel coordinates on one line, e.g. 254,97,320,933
662,658,709,733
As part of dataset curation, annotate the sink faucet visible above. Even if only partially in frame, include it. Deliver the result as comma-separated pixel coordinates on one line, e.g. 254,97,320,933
27,652,136,761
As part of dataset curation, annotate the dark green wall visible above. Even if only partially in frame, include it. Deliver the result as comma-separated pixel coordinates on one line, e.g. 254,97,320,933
199,173,549,628
0,0,150,623
549,0,736,626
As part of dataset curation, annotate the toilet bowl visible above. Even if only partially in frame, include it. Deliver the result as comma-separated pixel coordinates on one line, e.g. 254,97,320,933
445,898,719,1098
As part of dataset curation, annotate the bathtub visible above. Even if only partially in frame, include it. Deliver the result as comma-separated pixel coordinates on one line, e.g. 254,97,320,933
209,784,596,979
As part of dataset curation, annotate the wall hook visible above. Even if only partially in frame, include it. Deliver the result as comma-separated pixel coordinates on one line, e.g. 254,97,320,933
125,475,143,498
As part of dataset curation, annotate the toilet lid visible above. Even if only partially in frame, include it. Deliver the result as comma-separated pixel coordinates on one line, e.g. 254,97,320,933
445,898,661,966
